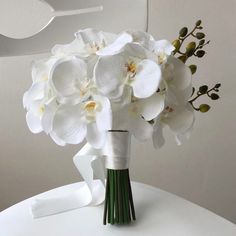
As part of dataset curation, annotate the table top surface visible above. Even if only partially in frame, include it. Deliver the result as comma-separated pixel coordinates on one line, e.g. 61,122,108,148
1,181,236,236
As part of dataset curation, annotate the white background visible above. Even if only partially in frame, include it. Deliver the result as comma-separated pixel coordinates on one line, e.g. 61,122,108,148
0,0,236,223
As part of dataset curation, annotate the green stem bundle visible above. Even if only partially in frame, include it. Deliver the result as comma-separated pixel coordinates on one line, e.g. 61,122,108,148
103,169,136,225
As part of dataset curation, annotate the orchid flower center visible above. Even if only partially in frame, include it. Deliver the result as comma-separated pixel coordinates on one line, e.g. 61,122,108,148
40,74,48,81
74,79,91,98
85,101,96,111
165,106,174,113
83,100,101,122
157,51,167,65
38,104,45,114
87,40,106,54
126,61,137,74
126,61,137,82
162,106,174,119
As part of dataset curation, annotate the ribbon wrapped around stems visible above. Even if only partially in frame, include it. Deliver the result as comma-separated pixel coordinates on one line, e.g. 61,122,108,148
31,131,132,219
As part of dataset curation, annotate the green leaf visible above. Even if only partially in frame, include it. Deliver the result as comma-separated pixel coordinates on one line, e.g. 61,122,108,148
199,85,208,94
196,50,206,58
172,39,181,51
199,39,205,45
186,42,196,51
195,20,202,26
199,104,211,113
189,65,197,74
211,93,220,100
196,32,205,39
179,27,188,37
178,55,187,63
186,48,195,57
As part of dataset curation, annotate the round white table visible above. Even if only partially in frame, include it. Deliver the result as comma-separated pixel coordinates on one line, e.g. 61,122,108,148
1,181,236,236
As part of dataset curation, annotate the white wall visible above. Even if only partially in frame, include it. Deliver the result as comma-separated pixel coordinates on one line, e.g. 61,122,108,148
0,0,236,223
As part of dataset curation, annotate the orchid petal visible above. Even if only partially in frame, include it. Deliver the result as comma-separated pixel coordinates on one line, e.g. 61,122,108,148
52,105,87,144
86,123,106,148
138,93,165,121
32,57,57,82
129,30,155,50
23,82,45,108
50,131,66,146
167,56,192,101
51,38,85,57
124,43,151,59
106,84,125,100
153,120,165,149
26,111,42,134
94,95,112,131
31,59,49,82
75,28,105,45
97,32,132,56
41,98,58,134
128,116,153,141
112,106,128,130
167,105,195,136
132,59,161,98
94,54,126,96
113,101,153,140
50,57,88,104
111,85,132,111
154,40,175,55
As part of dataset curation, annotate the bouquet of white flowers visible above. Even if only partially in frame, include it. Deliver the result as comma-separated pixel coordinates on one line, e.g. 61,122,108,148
23,20,221,225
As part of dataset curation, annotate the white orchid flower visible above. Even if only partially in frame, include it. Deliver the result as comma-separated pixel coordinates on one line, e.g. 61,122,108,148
49,56,95,105
24,89,58,134
23,56,58,109
161,56,192,105
113,93,165,140
130,30,156,50
153,102,195,148
23,58,59,134
97,31,173,60
154,40,175,64
97,30,155,56
152,55,194,148
51,28,117,58
95,43,162,102
31,57,60,83
51,95,112,148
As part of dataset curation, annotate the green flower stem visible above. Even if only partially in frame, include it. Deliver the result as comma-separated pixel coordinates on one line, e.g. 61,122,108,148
173,25,198,56
194,40,210,53
117,170,123,223
103,169,135,225
128,171,136,220
109,170,115,224
114,171,119,222
189,86,216,103
124,173,131,222
189,84,220,111
103,171,109,225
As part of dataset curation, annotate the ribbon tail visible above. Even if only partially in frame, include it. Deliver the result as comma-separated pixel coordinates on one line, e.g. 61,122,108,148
31,143,106,218
73,143,106,206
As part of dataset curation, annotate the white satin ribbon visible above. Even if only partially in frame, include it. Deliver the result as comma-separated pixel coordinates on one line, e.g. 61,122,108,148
31,131,130,218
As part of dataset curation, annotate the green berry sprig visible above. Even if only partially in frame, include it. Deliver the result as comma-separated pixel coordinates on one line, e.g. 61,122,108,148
172,20,221,113
189,83,221,112
172,20,210,67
